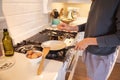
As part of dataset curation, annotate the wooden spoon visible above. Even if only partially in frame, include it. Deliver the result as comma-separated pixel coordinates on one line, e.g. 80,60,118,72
37,47,50,75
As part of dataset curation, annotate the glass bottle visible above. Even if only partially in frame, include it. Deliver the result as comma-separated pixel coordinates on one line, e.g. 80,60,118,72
0,45,3,57
0,29,3,57
2,29,14,56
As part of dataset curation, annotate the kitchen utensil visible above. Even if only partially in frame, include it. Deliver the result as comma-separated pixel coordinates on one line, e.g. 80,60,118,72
41,40,66,51
65,55,76,80
60,18,74,24
64,48,77,80
52,18,60,25
37,47,50,75
51,9,59,18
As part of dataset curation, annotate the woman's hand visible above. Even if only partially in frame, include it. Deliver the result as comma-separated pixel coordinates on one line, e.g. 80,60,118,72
57,23,78,32
75,38,97,50
57,23,69,31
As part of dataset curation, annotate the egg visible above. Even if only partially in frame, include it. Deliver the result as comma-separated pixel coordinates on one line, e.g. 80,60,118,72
26,50,43,59
31,53,38,59
36,52,42,57
27,54,32,59
27,50,33,55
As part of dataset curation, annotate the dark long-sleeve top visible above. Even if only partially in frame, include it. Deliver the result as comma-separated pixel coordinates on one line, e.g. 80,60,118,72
78,0,120,55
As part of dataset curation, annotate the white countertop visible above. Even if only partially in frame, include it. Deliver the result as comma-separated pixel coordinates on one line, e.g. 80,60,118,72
70,17,87,25
0,52,63,80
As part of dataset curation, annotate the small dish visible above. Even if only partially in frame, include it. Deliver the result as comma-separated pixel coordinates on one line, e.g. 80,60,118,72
26,50,43,65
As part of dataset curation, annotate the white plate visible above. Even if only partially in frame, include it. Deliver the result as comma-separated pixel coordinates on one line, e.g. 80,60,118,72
41,40,66,50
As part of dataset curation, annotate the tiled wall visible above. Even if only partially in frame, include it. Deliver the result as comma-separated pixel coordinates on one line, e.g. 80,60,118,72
2,0,49,44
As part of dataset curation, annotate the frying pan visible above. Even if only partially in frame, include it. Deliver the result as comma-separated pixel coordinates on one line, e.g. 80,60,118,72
38,40,66,75
41,40,67,51
37,40,75,75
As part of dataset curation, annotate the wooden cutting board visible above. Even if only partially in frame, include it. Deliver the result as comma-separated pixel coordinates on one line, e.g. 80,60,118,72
37,47,50,75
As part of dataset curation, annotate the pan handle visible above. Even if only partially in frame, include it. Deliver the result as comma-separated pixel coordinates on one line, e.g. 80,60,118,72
65,45,75,50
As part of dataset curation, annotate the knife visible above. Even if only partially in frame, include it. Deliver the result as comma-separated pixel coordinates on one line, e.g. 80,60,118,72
37,47,50,75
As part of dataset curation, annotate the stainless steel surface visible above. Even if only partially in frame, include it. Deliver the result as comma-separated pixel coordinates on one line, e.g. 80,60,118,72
65,48,76,68
64,48,78,80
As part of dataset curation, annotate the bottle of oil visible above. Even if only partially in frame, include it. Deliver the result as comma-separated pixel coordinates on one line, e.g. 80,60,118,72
2,29,14,56
0,45,3,57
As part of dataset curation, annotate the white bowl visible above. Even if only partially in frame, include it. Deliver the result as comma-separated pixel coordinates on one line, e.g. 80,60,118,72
26,50,43,65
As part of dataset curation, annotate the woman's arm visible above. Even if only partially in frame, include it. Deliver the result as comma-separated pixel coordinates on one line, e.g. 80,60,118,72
57,23,86,32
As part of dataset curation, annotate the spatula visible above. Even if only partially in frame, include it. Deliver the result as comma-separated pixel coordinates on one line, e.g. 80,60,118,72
37,47,50,75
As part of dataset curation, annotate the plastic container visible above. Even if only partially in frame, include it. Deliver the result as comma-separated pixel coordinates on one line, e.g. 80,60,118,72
52,18,60,25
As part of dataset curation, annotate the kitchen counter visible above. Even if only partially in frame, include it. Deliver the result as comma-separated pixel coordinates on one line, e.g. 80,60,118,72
0,21,85,80
70,17,87,25
0,52,63,80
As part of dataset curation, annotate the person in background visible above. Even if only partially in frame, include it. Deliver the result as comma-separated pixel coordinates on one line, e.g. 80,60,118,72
57,0,120,80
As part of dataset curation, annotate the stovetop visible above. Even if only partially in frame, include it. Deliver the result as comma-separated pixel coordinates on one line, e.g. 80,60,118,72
14,28,77,61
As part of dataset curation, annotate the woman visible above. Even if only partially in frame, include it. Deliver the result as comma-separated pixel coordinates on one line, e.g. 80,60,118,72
58,0,120,80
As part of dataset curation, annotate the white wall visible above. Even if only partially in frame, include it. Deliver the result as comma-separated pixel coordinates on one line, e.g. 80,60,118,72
51,2,91,17
0,0,3,17
2,0,50,44
51,3,65,12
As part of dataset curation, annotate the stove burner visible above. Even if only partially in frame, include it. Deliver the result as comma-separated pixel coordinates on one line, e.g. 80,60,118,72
41,29,77,40
14,44,43,54
46,49,67,61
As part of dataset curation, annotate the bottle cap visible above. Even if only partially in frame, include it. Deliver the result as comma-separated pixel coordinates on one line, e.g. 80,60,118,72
3,29,8,32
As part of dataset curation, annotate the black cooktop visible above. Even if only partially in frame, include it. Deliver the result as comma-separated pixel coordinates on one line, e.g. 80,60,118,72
14,29,77,61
